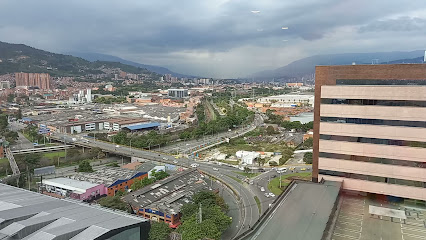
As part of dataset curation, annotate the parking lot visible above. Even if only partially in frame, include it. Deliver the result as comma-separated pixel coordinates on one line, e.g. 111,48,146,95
332,194,426,240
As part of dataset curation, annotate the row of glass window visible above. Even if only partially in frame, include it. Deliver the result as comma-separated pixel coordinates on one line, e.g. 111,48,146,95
319,170,426,188
336,79,426,85
320,117,426,128
319,152,426,168
320,134,426,148
321,98,426,107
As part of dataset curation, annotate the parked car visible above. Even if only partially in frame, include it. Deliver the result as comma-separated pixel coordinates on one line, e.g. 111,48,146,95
260,187,265,192
269,193,276,197
264,193,270,197
213,168,218,171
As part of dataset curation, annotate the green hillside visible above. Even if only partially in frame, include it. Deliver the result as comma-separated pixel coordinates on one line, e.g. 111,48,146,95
0,41,157,77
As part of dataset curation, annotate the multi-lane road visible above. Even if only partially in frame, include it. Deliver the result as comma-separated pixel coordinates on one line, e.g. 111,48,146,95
50,122,263,238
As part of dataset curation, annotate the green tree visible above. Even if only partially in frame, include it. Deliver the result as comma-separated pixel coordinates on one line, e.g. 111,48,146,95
22,153,41,171
148,222,171,240
78,160,93,172
303,152,313,164
243,167,250,174
98,195,130,212
16,108,22,119
265,125,277,135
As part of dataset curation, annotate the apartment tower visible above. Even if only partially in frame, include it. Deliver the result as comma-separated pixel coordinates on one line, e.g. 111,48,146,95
313,64,426,201
15,72,51,89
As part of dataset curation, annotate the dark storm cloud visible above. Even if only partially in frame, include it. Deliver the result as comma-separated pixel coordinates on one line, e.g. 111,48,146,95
1,0,426,77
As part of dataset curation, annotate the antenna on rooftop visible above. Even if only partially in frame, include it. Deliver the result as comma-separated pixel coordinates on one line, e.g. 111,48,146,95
424,50,426,63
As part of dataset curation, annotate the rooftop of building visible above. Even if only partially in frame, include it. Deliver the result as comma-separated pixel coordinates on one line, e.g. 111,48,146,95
42,177,99,194
124,169,208,215
70,167,145,187
121,162,142,170
124,122,160,131
243,180,341,240
0,183,148,240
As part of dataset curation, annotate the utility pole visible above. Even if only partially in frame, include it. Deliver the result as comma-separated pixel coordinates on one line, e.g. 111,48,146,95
198,202,203,223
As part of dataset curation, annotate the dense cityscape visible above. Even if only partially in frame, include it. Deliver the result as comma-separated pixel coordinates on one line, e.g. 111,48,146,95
1,1,426,240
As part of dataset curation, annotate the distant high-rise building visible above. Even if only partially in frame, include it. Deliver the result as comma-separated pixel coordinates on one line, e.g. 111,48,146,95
313,64,426,201
15,72,51,89
86,88,92,103
168,89,188,98
0,81,10,89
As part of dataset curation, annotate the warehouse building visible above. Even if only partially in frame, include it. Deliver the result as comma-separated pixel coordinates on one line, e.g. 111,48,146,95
41,177,107,201
124,169,208,228
70,167,148,196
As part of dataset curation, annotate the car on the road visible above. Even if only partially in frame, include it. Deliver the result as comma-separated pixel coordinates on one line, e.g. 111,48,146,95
289,167,296,171
264,193,270,197
115,145,120,148
277,167,287,173
162,157,167,160
269,193,276,197
191,163,199,168
300,167,307,171
260,187,265,192
173,160,178,164
249,180,254,185
213,168,218,171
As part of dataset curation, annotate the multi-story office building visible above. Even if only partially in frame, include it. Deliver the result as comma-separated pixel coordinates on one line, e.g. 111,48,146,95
313,64,426,201
168,88,188,98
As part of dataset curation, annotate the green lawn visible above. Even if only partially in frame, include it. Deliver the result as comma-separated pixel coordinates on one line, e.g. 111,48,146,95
254,196,261,214
226,174,242,184
0,158,8,164
218,160,239,165
267,172,312,195
43,151,66,159
233,171,260,178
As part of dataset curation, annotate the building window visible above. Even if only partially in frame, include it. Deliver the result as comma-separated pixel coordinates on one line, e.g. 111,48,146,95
320,117,426,128
336,79,426,86
319,170,426,188
320,134,426,148
321,98,426,107
319,152,426,168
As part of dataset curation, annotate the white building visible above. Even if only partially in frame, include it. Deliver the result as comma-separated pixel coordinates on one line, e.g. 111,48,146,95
236,151,260,165
168,89,188,98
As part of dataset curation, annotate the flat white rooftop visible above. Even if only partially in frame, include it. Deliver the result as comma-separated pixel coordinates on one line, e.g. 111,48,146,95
43,178,100,194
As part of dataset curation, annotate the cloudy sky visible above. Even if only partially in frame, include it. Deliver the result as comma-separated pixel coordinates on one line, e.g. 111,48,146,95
1,0,426,78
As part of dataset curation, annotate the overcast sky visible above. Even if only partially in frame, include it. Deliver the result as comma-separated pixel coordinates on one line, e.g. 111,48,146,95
1,0,426,78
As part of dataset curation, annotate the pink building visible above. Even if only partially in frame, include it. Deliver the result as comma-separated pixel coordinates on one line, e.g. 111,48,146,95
42,178,106,201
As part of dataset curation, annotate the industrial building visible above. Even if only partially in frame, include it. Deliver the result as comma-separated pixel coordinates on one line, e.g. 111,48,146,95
124,169,208,228
41,177,107,201
70,167,148,196
58,117,149,134
0,183,150,240
313,64,426,201
168,89,188,98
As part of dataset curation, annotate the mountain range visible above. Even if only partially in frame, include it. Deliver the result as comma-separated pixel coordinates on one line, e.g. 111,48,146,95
250,50,425,80
0,41,162,78
65,52,191,78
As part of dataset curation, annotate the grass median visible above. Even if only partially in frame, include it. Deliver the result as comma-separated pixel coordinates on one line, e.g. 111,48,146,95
233,171,260,178
254,196,261,214
267,172,312,195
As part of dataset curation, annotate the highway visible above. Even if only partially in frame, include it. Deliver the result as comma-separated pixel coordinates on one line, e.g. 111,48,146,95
50,130,261,238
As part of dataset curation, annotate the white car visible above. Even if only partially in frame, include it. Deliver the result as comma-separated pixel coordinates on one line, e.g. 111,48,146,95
264,193,270,197
269,193,276,197
260,187,265,192
115,145,120,148
213,168,218,171
191,163,199,168
173,160,178,164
